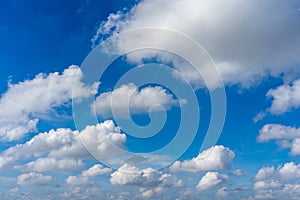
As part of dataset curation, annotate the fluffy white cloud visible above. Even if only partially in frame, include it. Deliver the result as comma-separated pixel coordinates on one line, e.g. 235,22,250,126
17,172,52,186
0,120,126,169
253,179,282,191
17,158,84,172
2,127,87,160
64,164,111,187
266,79,300,114
258,124,300,155
110,163,182,188
66,175,93,186
229,169,247,177
94,0,300,88
196,172,228,191
0,156,13,169
140,189,154,199
253,162,300,199
93,83,181,118
82,164,112,177
255,162,300,182
170,145,235,173
62,187,104,199
80,121,127,159
0,65,99,141
110,163,162,186
216,187,230,197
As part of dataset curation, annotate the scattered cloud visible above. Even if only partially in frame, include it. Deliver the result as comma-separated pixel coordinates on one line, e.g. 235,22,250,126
0,66,99,141
66,175,93,186
253,162,300,199
229,169,247,177
17,172,52,186
110,163,182,188
65,164,112,187
62,187,104,199
258,124,300,155
170,145,235,173
93,83,181,118
82,164,112,177
94,0,300,88
266,79,300,115
196,172,229,191
0,120,127,169
17,158,84,173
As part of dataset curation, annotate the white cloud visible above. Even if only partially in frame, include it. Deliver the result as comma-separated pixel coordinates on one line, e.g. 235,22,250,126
2,127,87,161
229,169,247,177
93,83,181,118
255,162,300,182
196,172,228,191
110,163,182,188
140,189,154,199
18,158,84,172
94,0,300,88
254,182,300,200
254,166,275,181
253,162,300,199
17,172,52,186
79,121,127,159
82,164,112,177
110,163,162,187
266,79,300,114
253,179,282,191
1,120,126,169
62,187,104,199
0,65,99,141
0,156,13,169
64,164,111,187
65,175,93,186
216,187,229,197
169,145,235,173
258,124,300,155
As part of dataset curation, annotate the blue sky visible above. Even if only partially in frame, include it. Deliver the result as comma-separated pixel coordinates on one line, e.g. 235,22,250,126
1,0,300,199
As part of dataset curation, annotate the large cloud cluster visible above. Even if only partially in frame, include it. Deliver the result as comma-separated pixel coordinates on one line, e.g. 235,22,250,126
94,0,300,88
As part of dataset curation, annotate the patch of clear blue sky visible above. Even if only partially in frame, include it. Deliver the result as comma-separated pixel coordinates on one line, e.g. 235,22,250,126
0,0,137,90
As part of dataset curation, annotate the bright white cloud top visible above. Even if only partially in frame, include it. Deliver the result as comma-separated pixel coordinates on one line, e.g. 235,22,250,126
170,145,235,172
0,66,99,141
94,0,300,87
93,83,180,118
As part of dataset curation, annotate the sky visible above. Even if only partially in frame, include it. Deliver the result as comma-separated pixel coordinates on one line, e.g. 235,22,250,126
1,0,300,199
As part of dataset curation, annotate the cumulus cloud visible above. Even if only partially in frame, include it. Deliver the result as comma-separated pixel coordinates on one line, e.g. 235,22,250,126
0,66,99,141
196,172,228,191
229,169,247,177
266,79,300,115
93,83,181,118
82,164,112,177
258,124,300,155
17,158,84,172
94,0,300,88
253,162,300,199
216,187,230,197
0,120,126,169
66,175,93,186
255,162,300,182
110,163,182,188
62,187,104,199
17,172,52,186
170,145,235,173
64,164,112,187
